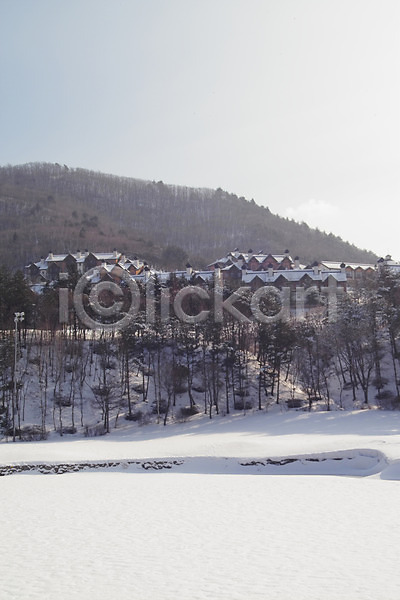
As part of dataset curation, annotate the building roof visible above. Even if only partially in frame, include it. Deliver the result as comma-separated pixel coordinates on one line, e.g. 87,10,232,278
208,250,293,269
242,269,347,285
320,261,375,271
45,253,68,262
92,252,120,260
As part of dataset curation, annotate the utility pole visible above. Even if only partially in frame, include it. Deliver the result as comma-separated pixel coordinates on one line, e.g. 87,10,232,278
13,312,24,442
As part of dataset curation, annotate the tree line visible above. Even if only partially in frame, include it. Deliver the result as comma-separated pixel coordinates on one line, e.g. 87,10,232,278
1,266,400,441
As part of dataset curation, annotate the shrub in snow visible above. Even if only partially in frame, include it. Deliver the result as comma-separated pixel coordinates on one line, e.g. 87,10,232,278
376,390,394,400
376,390,398,410
177,405,200,422
84,423,107,437
54,395,72,408
192,385,205,393
125,410,143,422
174,384,188,394
132,384,144,393
57,426,77,435
29,356,41,366
151,400,168,414
234,399,253,410
11,425,48,441
372,376,389,388
286,399,304,409
138,412,151,426
234,389,250,397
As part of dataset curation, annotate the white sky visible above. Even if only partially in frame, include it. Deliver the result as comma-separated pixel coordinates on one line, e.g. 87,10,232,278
1,0,399,259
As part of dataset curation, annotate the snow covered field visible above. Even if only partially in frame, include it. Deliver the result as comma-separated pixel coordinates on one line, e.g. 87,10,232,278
2,410,400,600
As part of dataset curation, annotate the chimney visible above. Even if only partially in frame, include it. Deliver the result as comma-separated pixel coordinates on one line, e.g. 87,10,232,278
377,257,385,271
312,261,319,276
340,262,346,274
186,262,193,278
284,249,290,258
268,263,274,278
113,248,118,258
48,251,53,261
76,249,81,259
294,256,300,269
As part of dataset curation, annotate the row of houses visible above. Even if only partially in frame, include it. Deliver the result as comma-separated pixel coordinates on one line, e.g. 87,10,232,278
26,250,146,292
207,248,380,283
25,248,400,296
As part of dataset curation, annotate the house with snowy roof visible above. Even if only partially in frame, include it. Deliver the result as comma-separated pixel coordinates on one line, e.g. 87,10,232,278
319,260,376,283
208,249,296,272
207,249,382,291
376,255,400,276
24,249,145,289
241,263,344,288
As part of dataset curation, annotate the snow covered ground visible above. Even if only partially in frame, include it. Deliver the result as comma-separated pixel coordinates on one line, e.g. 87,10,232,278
3,408,400,465
1,409,400,600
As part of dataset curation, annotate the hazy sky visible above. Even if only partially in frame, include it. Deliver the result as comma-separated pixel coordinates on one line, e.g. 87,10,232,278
1,0,399,259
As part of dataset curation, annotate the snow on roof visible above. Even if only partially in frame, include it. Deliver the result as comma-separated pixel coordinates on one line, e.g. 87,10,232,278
271,254,291,261
93,252,120,260
208,256,232,267
211,252,294,266
119,259,134,266
242,269,347,284
151,269,214,283
101,264,116,273
34,260,48,270
118,261,135,271
320,271,347,283
30,283,47,294
387,263,400,272
157,272,171,283
45,251,125,263
249,254,266,262
45,253,68,262
210,251,296,268
320,261,375,271
194,271,214,281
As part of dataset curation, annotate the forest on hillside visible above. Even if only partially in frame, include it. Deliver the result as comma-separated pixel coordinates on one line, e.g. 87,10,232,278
0,162,377,271
1,264,400,441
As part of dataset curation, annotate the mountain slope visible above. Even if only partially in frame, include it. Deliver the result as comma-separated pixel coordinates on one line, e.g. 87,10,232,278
0,162,377,270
